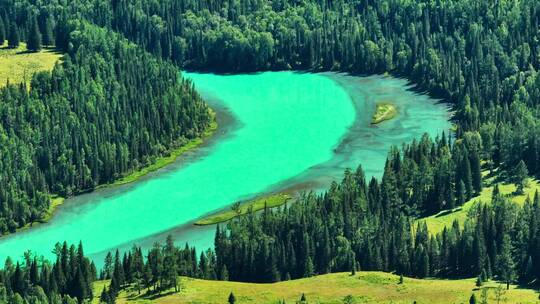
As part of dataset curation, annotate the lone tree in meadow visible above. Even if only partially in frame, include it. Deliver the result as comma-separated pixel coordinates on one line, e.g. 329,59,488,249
228,291,236,304
27,16,42,52
469,294,477,304
513,160,529,194
8,22,20,48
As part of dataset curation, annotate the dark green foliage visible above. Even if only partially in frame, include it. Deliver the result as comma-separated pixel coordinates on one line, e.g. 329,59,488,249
0,16,5,45
0,21,211,234
7,21,19,48
26,16,41,51
228,292,236,304
469,294,477,304
0,242,94,303
40,17,54,46
209,168,540,284
0,0,540,298
513,161,529,194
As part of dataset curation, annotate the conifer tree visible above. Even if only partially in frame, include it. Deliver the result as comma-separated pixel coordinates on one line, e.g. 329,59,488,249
475,276,482,287
228,291,236,304
497,234,516,290
470,150,482,194
469,294,477,304
8,22,19,48
41,17,54,46
0,16,5,45
27,16,42,51
513,161,529,194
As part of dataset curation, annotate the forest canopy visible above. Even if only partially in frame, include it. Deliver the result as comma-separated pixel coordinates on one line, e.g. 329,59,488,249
1,0,540,302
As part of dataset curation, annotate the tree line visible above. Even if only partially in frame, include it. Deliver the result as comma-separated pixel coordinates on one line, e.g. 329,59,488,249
0,242,96,304
3,0,540,197
0,20,212,234
1,0,540,301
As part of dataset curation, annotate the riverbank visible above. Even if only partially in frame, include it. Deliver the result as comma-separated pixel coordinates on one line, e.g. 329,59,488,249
10,109,217,236
371,102,397,124
194,192,292,225
101,109,218,188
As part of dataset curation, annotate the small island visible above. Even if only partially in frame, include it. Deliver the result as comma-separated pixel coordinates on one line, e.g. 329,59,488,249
195,193,292,225
371,102,397,124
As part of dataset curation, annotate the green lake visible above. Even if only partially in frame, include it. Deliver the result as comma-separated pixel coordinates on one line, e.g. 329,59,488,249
0,72,451,263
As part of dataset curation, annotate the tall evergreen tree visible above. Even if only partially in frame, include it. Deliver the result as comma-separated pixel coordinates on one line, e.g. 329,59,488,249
7,22,19,48
27,16,42,51
41,17,54,46
0,16,5,45
513,161,529,194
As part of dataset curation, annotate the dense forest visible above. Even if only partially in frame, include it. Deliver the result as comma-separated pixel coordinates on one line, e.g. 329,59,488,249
0,19,211,233
0,242,96,303
1,0,540,302
92,160,540,302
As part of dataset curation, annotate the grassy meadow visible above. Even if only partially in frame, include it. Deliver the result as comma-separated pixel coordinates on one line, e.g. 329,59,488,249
419,169,540,235
0,42,62,87
93,272,540,304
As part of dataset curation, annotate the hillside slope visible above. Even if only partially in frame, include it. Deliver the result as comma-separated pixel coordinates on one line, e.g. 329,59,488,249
94,272,539,304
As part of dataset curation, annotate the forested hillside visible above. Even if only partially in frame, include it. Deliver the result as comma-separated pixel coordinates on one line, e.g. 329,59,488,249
1,0,540,303
0,242,96,303
3,0,539,215
0,20,211,234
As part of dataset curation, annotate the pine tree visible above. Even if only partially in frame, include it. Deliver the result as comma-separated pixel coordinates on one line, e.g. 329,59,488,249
475,275,482,287
41,17,54,46
513,160,529,194
100,287,109,303
497,234,516,290
73,268,87,302
221,265,229,281
0,16,6,45
304,257,315,278
470,149,482,194
8,22,20,48
457,181,466,206
27,16,42,52
469,294,477,304
228,292,236,304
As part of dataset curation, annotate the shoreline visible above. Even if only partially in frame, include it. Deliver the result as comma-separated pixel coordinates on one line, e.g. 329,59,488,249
10,108,218,236
194,192,292,225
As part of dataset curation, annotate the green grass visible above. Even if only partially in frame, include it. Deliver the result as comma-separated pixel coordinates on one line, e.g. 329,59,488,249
419,170,540,235
371,102,397,124
94,272,539,304
194,193,292,225
98,111,217,189
0,42,62,87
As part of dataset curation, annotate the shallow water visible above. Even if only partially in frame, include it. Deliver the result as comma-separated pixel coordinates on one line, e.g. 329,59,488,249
0,72,451,265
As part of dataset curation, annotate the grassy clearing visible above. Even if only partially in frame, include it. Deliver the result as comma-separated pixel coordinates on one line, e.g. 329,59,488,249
99,111,217,189
94,272,539,304
371,102,397,124
419,170,540,235
194,193,292,225
0,42,62,87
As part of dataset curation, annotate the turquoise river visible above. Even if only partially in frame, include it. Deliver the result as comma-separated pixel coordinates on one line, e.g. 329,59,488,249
0,72,451,264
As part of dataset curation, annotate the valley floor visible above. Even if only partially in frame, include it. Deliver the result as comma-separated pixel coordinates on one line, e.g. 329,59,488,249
93,272,539,304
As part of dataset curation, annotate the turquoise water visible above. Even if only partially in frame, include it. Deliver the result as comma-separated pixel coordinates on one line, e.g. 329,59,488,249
0,72,357,261
0,72,451,264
